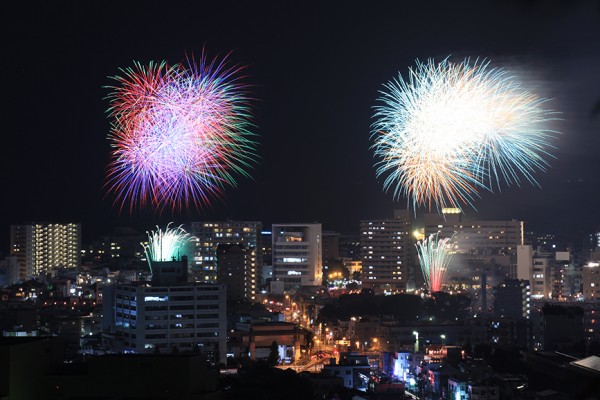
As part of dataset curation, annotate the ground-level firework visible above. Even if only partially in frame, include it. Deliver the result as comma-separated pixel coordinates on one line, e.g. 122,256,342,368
142,224,194,273
372,57,557,213
105,54,257,212
416,232,454,293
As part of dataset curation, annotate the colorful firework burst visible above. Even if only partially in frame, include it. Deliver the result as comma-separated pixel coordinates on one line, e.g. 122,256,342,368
372,57,558,212
105,54,257,212
416,232,455,293
142,223,194,272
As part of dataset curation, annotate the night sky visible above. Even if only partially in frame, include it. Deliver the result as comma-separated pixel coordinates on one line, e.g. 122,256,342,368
3,1,600,249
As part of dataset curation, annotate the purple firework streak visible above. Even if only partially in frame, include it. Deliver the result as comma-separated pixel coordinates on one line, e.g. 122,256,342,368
104,55,257,212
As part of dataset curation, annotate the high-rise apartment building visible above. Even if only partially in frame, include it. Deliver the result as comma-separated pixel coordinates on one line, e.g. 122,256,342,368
424,209,523,255
360,210,412,293
187,221,262,284
271,223,322,290
10,223,81,278
216,243,257,301
83,226,145,266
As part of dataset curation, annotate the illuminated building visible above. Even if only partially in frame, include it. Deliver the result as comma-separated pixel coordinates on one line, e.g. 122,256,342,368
521,250,582,300
531,255,552,299
553,251,582,299
517,246,553,299
342,259,362,278
102,257,227,363
593,229,600,249
360,210,413,293
392,351,412,382
448,377,468,400
187,221,262,284
272,223,322,290
583,261,600,300
82,226,145,265
216,243,257,301
10,223,81,278
424,209,523,255
322,353,371,390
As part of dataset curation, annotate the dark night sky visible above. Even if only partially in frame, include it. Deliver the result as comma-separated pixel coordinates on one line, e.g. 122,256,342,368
2,0,600,249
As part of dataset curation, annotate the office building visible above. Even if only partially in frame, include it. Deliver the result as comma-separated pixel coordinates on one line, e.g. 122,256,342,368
187,221,261,284
10,223,81,278
424,209,523,255
216,243,257,302
102,257,227,363
272,223,322,290
360,210,412,293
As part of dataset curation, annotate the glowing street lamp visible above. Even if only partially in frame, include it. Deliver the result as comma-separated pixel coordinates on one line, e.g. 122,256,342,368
413,331,419,353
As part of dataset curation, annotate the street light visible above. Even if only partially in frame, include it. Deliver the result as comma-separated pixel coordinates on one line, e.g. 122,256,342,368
413,331,419,353
440,334,446,345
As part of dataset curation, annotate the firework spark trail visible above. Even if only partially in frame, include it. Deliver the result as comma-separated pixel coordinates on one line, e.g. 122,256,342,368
372,57,558,212
105,55,257,212
142,223,194,273
416,232,454,293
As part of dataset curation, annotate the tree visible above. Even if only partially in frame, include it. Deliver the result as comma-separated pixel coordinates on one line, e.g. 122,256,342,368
267,341,280,366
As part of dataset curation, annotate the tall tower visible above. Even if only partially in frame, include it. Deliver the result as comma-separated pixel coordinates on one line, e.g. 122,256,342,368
360,210,412,293
10,223,81,278
272,223,322,291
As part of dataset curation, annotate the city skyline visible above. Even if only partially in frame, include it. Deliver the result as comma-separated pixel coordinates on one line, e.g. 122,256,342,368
3,1,599,250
